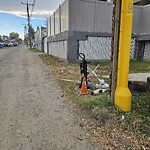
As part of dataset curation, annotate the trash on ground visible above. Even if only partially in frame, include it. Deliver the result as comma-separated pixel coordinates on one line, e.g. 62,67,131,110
91,89,108,95
88,65,109,89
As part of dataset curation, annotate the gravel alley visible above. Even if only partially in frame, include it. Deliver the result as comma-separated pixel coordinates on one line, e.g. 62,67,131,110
0,45,101,150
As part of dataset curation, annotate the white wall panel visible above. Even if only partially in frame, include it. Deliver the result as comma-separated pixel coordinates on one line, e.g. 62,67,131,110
44,37,47,53
34,28,42,51
51,15,55,36
61,0,69,32
55,8,60,34
47,17,51,37
48,41,68,59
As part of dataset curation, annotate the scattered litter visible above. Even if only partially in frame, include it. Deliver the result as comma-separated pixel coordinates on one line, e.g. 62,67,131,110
96,79,109,89
87,80,95,90
91,89,108,95
57,78,79,83
88,65,109,89
121,115,125,120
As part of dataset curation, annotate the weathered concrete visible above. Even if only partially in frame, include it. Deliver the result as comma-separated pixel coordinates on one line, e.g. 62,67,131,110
103,73,150,82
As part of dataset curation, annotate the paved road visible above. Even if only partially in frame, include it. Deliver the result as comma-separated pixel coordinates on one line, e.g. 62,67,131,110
0,46,101,150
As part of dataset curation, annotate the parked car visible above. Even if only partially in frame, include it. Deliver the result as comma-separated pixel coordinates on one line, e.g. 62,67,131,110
0,42,4,47
4,42,9,47
12,42,18,46
0,43,3,48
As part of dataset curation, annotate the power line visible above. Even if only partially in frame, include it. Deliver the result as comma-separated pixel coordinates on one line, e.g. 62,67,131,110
21,1,33,48
30,0,36,19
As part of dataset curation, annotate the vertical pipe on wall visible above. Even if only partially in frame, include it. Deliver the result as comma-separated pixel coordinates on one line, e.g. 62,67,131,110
54,12,56,35
50,17,51,36
59,5,62,33
115,0,133,112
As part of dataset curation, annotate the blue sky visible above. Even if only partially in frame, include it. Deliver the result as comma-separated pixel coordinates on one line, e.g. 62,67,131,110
0,12,46,39
0,0,63,39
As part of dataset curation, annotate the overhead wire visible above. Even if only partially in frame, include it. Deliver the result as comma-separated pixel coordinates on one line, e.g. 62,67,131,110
30,0,36,19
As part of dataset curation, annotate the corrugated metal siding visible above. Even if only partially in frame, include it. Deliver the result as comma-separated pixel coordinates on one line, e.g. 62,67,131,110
79,37,135,60
48,41,68,59
144,42,150,60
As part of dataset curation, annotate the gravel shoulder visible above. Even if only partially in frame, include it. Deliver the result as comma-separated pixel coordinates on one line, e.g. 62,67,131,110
0,46,101,150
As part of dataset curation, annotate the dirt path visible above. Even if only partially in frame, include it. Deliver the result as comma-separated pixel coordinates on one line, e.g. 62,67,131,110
0,46,101,150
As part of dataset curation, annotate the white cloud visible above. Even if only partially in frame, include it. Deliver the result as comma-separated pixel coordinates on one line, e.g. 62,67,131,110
0,0,63,19
0,10,53,20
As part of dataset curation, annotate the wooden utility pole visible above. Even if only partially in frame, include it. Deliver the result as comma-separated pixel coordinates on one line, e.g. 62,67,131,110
110,0,122,103
21,1,33,48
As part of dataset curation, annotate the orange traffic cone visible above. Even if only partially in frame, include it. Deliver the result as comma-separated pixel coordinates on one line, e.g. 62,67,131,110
80,77,88,94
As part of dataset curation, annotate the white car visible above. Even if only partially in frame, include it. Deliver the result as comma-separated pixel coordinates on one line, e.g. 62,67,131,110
8,42,14,47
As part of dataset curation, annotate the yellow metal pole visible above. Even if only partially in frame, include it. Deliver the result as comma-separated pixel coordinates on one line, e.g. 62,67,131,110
115,0,133,112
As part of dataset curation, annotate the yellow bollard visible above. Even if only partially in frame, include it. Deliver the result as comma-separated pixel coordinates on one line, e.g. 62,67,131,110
115,0,133,112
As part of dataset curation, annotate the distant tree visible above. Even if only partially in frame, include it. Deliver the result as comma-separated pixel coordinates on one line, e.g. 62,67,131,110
9,32,19,41
24,35,28,45
29,25,35,40
0,35,3,42
37,26,39,30
2,35,8,41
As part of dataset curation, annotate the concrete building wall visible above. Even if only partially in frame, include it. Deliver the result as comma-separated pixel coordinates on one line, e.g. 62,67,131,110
48,41,68,59
47,0,150,36
69,0,112,33
132,6,143,34
45,0,150,62
142,5,150,33
69,0,96,32
34,28,42,51
61,0,69,32
47,17,51,37
51,14,55,36
44,37,48,53
55,8,61,34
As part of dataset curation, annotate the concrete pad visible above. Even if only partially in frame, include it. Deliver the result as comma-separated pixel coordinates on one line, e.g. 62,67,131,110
102,73,150,82
128,73,150,82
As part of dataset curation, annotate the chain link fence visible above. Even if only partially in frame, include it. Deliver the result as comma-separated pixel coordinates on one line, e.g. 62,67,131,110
79,36,136,60
144,41,150,60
